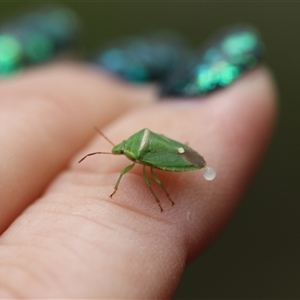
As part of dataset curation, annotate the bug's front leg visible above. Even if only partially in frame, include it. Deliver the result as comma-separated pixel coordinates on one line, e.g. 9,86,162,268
143,166,164,212
110,163,135,198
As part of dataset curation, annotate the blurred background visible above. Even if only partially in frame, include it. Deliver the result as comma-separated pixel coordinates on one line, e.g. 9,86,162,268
0,1,299,299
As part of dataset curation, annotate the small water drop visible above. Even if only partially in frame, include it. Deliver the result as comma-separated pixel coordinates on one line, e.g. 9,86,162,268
203,167,216,181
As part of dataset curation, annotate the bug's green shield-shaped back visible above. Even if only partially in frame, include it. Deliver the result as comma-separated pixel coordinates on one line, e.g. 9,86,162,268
119,128,206,172
141,133,206,171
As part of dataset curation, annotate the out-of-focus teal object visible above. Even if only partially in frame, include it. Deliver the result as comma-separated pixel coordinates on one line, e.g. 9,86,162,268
91,25,264,98
0,5,81,77
93,32,190,83
161,25,265,97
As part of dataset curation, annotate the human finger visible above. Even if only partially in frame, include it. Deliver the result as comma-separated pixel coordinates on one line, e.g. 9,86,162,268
0,63,154,233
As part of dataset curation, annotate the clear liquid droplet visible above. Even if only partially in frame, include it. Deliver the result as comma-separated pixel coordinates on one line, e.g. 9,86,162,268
203,167,216,181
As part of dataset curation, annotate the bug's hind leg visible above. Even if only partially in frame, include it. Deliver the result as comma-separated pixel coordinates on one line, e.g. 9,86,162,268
143,166,164,212
150,167,175,206
110,163,135,198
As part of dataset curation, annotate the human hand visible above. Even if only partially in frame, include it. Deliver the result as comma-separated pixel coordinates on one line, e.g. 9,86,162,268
0,63,276,298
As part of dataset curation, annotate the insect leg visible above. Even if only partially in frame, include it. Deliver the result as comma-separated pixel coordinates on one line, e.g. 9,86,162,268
143,165,164,212
110,163,135,198
150,167,174,206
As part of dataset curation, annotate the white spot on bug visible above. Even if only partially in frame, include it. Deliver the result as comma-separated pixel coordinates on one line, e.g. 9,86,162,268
178,147,185,154
139,129,150,152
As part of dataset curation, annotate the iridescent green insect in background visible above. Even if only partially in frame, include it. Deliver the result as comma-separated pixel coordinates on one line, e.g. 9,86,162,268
79,128,206,211
161,25,264,97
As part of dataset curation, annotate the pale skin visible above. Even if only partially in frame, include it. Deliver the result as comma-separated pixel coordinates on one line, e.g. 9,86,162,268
0,63,276,298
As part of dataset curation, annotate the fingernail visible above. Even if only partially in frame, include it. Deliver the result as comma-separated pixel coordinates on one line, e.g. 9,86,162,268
91,31,190,84
161,25,265,97
0,5,81,77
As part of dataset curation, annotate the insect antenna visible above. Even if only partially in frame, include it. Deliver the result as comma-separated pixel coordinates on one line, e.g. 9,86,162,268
78,151,113,163
78,127,116,163
94,127,115,146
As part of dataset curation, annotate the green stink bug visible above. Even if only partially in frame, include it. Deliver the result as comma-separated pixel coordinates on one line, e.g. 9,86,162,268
79,128,206,211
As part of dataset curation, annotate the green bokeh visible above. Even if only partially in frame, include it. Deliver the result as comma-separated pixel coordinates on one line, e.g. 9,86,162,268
0,2,299,299
0,34,21,75
24,33,54,62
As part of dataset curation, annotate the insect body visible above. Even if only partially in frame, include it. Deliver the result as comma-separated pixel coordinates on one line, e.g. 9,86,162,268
79,128,206,211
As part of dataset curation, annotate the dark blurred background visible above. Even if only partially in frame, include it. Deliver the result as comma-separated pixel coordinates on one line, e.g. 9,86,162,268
1,1,299,299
